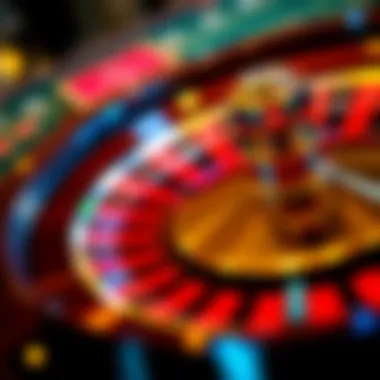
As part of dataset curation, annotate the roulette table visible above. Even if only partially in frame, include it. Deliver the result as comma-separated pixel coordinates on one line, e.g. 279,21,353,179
2,1,380,379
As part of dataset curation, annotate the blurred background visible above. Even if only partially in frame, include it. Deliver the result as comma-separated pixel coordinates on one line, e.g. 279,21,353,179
2,0,172,54
0,0,200,95
0,0,373,92
1,1,380,379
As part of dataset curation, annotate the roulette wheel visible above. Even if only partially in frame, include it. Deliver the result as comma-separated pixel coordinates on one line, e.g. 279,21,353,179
2,1,380,379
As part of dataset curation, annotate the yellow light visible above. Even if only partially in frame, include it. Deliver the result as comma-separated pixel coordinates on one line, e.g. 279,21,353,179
22,342,49,371
176,89,200,114
0,47,25,81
